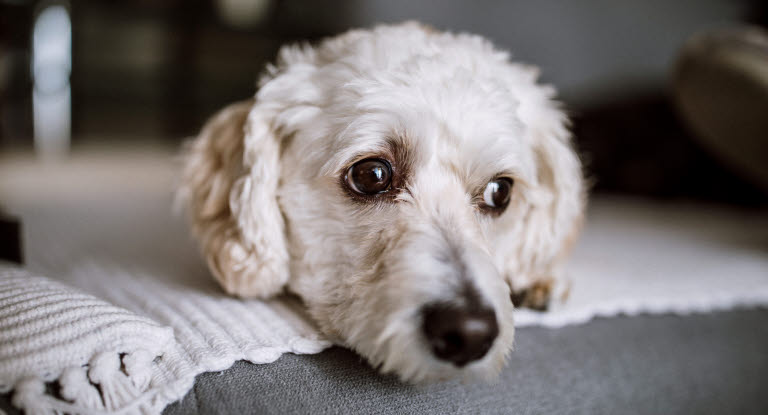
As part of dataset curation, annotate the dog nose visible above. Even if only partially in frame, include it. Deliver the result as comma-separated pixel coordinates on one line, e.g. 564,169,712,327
421,303,499,367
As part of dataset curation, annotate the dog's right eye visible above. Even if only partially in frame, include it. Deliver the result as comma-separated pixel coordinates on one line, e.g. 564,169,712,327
345,158,393,195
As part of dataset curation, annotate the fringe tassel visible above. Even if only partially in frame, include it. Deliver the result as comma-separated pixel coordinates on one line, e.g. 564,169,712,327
122,350,154,391
11,377,59,415
59,367,105,410
88,352,142,412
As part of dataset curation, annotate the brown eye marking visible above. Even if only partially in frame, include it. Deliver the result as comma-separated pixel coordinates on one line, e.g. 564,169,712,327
345,158,393,195
340,136,414,203
479,177,514,215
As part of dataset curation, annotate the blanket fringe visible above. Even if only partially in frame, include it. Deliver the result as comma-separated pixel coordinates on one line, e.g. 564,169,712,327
12,377,56,415
122,350,153,391
60,367,104,410
11,350,160,415
88,353,142,411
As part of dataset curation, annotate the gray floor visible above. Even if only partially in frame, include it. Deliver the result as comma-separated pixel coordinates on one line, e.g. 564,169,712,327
162,309,768,415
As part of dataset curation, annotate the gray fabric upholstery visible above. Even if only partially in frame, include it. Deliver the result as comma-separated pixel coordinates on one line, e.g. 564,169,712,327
163,309,768,415
3,310,766,414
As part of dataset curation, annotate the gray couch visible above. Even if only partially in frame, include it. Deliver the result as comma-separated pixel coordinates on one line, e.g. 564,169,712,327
165,309,768,414
2,308,767,414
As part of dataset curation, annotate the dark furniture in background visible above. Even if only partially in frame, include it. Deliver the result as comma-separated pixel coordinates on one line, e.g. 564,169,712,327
3,1,765,204
0,211,22,264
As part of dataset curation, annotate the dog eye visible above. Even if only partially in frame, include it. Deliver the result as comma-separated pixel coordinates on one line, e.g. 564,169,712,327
346,158,393,195
481,178,513,212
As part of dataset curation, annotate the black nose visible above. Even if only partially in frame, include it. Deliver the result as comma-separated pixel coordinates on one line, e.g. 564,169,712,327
421,303,499,367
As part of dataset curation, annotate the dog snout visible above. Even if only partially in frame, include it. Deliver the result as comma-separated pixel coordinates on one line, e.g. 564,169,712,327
421,303,498,367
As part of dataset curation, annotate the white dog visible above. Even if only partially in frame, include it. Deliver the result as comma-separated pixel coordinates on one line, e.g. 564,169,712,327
180,22,585,382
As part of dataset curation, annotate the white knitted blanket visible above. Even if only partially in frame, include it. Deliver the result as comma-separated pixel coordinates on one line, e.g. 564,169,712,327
1,153,767,415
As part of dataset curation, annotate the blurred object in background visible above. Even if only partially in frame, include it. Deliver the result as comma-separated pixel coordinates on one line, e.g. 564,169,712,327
32,2,71,158
674,26,768,193
0,0,766,205
215,0,271,29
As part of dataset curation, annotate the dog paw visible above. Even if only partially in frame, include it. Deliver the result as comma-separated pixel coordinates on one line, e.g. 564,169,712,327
510,279,553,311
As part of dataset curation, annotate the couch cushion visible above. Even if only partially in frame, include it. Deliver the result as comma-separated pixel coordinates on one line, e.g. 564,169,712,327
165,309,768,415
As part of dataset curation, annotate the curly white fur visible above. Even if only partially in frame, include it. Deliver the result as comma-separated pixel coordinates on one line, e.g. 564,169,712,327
180,22,585,382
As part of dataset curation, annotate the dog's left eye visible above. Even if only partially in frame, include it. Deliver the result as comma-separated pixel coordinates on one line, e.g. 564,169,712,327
345,158,393,195
481,178,513,213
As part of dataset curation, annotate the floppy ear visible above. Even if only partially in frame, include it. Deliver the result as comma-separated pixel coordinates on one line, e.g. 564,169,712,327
180,99,289,298
526,92,586,276
530,107,586,267
507,68,586,284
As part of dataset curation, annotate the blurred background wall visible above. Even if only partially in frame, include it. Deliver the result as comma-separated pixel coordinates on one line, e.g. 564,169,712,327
1,0,767,204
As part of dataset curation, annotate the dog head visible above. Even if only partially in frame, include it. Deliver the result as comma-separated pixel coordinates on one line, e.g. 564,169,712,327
181,22,585,382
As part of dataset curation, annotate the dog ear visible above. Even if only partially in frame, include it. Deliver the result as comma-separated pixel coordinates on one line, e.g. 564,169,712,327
531,108,585,266
180,99,289,298
503,70,586,283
